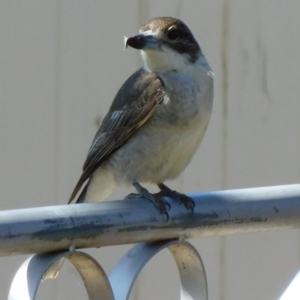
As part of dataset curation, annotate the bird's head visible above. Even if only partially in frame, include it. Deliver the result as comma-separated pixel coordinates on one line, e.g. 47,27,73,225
125,17,203,73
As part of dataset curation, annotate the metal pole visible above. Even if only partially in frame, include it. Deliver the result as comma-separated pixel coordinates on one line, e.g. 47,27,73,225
0,184,299,256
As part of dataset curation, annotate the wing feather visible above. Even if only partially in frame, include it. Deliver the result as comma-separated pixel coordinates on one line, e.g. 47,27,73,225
68,69,165,203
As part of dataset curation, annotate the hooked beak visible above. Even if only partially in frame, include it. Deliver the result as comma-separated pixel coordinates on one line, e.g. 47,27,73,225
125,34,159,50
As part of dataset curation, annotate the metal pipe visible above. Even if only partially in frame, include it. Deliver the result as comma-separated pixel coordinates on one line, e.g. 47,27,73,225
0,184,299,256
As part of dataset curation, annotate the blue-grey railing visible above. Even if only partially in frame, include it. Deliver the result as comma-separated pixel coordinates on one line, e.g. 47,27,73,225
2,184,300,300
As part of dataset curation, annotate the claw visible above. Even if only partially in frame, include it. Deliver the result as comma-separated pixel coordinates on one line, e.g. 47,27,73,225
179,194,195,214
165,211,169,222
126,182,171,221
157,183,195,215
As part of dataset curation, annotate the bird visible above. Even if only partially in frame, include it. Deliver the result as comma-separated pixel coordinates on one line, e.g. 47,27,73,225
69,16,214,219
43,16,214,280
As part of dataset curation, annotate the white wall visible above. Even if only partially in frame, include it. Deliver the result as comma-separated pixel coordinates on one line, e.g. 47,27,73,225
0,1,299,299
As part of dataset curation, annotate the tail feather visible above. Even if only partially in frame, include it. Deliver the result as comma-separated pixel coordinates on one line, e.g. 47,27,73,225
68,178,90,204
75,180,90,203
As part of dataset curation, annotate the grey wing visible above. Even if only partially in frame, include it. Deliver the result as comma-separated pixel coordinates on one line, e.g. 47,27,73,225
68,69,166,203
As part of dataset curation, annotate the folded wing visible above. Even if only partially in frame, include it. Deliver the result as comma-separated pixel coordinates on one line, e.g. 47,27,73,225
68,69,166,203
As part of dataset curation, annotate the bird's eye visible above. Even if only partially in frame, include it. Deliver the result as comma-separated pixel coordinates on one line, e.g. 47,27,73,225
167,28,180,40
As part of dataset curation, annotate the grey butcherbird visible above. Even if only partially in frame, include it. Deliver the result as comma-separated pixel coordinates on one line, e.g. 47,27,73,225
69,16,214,219
43,17,214,280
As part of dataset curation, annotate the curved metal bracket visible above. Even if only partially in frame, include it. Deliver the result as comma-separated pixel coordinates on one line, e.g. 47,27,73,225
9,240,207,300
109,240,208,300
8,250,114,300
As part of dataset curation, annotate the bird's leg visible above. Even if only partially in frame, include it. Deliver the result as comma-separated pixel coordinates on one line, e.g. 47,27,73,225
126,181,171,220
156,183,195,214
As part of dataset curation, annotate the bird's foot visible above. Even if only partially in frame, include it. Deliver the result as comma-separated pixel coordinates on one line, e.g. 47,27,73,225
128,182,171,221
157,183,195,214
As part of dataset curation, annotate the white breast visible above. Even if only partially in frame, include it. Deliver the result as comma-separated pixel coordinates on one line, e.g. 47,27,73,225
108,67,213,185
106,51,213,188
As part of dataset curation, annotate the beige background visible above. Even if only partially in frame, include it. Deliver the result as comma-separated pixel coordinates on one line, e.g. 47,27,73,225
0,1,300,299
